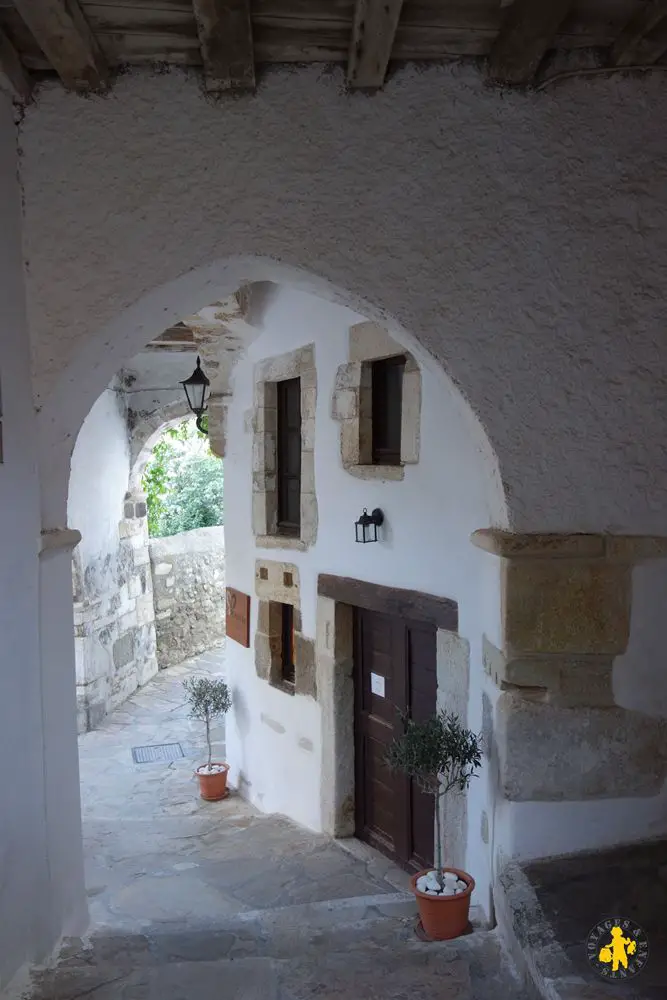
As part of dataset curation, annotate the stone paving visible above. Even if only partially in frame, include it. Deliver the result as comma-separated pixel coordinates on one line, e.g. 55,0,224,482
24,651,531,999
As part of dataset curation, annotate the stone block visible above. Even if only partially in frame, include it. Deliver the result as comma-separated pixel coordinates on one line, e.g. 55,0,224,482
295,634,316,699
349,320,403,362
112,632,135,670
119,609,138,634
254,632,273,680
252,491,268,536
255,560,300,606
334,362,363,391
400,367,421,464
496,691,667,801
502,559,631,656
301,415,316,452
301,450,315,494
316,596,337,656
340,420,360,466
134,547,150,567
136,594,155,625
301,492,318,545
153,562,172,576
301,387,317,422
119,518,142,539
436,631,470,718
604,535,667,563
471,529,606,559
332,388,358,421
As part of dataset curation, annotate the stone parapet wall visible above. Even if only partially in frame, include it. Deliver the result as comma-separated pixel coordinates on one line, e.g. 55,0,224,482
149,525,226,668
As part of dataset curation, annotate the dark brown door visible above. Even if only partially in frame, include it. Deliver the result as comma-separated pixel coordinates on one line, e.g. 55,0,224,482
353,607,437,872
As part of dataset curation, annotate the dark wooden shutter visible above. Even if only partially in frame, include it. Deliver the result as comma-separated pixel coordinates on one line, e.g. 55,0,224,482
281,603,295,686
277,377,301,534
371,356,405,465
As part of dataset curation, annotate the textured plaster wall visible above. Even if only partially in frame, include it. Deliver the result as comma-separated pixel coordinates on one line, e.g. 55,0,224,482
0,94,53,991
69,388,158,731
20,65,667,536
223,285,500,915
149,526,226,668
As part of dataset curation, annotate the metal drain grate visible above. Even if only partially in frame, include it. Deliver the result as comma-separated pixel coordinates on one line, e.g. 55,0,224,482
131,742,184,764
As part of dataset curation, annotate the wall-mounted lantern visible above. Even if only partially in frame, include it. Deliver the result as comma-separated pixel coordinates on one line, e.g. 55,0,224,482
355,507,384,544
180,356,210,434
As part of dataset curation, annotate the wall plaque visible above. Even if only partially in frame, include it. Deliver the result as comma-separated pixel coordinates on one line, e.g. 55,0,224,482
226,588,250,648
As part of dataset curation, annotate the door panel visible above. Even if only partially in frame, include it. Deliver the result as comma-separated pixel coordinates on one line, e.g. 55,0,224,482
354,607,437,872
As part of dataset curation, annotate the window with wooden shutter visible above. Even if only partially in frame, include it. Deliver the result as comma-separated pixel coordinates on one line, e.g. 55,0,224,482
280,603,295,687
276,377,302,534
371,355,405,465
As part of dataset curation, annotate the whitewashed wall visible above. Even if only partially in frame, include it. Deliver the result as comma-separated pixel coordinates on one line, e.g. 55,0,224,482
223,285,500,914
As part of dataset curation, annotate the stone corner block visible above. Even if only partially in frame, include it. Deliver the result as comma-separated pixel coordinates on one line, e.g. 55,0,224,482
503,559,631,657
496,691,667,801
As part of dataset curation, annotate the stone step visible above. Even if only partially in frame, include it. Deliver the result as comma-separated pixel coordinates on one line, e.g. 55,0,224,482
28,909,532,1000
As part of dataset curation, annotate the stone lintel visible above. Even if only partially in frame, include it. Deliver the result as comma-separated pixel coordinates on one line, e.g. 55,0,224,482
471,528,667,563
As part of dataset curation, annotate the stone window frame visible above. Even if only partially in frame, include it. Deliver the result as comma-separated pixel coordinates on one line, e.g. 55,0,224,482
252,345,317,550
332,321,421,481
254,559,316,698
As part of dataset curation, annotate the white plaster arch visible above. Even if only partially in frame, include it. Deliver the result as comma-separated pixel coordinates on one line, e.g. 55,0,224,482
37,256,508,535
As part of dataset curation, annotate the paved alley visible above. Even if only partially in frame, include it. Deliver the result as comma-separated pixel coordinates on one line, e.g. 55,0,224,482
25,652,530,999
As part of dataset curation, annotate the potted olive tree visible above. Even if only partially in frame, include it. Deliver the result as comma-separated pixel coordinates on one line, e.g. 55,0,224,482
386,709,482,940
183,676,232,801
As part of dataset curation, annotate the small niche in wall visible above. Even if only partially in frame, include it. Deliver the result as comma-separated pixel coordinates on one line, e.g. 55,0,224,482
0,378,3,463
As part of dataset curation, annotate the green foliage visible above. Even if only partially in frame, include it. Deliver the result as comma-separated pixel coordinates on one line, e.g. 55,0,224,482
141,419,223,537
386,711,482,878
183,676,232,767
158,454,224,536
386,711,483,798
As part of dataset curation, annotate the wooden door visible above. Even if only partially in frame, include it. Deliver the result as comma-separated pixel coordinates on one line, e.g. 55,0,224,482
354,607,437,872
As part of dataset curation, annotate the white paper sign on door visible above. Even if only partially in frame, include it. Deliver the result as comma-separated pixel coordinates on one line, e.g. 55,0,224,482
370,672,385,698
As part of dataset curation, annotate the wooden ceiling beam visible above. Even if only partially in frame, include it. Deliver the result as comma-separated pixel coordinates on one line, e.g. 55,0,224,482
13,0,108,93
191,0,255,92
488,0,574,86
611,0,667,66
347,0,405,90
0,29,32,104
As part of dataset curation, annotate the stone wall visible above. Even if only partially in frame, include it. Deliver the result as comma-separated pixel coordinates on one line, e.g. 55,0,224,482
73,492,158,732
149,526,226,668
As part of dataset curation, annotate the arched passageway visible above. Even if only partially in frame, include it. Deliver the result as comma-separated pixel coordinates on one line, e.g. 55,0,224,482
42,266,508,940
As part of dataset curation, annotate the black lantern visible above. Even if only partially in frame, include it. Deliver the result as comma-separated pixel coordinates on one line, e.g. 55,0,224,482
180,356,210,434
355,507,384,544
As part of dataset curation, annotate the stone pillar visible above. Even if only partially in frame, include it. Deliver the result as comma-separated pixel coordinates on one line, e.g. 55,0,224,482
472,530,667,803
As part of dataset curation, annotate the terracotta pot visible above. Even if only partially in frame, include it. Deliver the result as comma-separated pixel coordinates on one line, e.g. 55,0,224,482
410,867,475,941
195,762,229,801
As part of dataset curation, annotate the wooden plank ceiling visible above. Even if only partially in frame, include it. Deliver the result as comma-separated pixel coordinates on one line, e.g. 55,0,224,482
1,1,666,103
